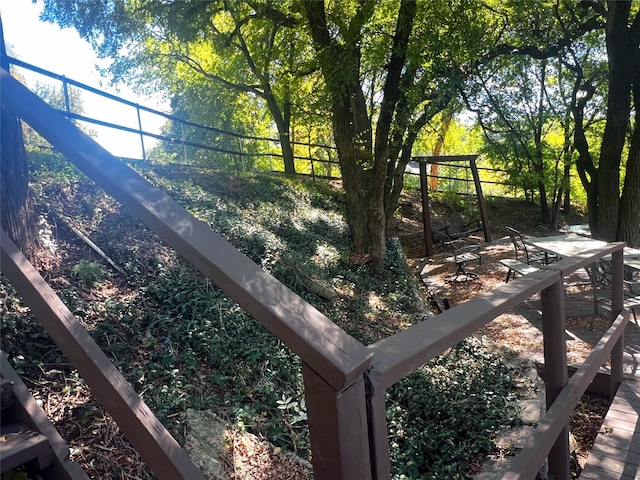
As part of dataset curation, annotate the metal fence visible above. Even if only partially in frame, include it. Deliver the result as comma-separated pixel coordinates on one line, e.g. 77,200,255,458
7,55,338,174
6,55,523,194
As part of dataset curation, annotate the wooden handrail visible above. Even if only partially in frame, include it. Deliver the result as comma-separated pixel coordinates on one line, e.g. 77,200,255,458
0,68,371,392
367,268,558,392
0,230,205,480
502,309,630,479
2,66,374,479
366,246,627,479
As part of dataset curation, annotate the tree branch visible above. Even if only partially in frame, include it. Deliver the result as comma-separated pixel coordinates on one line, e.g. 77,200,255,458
164,52,265,97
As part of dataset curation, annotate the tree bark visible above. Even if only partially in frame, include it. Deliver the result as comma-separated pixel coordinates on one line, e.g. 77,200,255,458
618,45,640,248
303,0,417,264
264,84,296,174
0,18,33,256
596,2,635,240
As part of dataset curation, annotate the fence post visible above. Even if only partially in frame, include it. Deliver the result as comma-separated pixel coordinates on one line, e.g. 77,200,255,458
420,161,433,257
136,105,147,161
180,122,188,164
610,248,624,398
367,387,391,479
62,76,71,114
237,137,245,172
541,277,570,480
302,362,372,480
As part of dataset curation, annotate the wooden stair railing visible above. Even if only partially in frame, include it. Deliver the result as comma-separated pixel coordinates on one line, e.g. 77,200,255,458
0,354,89,479
1,378,54,475
0,230,207,480
1,65,373,480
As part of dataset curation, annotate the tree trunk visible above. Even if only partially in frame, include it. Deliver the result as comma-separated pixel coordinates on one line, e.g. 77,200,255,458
430,108,453,191
304,0,406,265
263,83,296,175
596,2,634,241
0,19,33,256
535,60,550,223
618,51,640,248
331,84,384,262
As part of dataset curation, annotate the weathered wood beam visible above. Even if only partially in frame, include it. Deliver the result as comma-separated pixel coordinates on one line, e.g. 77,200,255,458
367,269,559,392
502,309,630,479
0,230,205,480
0,353,88,479
0,68,371,392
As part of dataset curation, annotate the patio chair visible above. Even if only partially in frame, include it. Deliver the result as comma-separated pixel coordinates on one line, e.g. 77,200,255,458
433,230,481,281
449,220,484,241
587,259,640,323
506,226,558,266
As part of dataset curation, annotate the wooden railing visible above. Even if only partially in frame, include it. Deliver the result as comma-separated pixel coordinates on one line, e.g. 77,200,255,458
366,248,627,480
0,66,631,480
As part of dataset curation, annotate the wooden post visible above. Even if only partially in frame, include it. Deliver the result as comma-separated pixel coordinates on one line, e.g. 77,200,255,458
420,161,433,257
610,248,624,398
470,157,491,242
367,388,391,480
302,363,372,480
541,278,570,480
0,231,205,480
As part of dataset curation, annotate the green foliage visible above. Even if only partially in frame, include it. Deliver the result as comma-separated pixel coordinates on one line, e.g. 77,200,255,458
28,148,82,189
71,260,106,286
4,153,523,474
387,337,520,479
1,468,41,480
431,191,477,222
0,278,61,374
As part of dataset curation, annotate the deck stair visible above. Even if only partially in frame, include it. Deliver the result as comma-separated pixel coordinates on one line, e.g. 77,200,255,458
580,379,640,479
0,353,89,479
0,377,55,474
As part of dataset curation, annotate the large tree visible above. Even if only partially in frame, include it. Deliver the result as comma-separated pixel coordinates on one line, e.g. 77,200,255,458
582,1,640,246
467,1,639,246
38,0,640,259
40,0,310,174
302,0,498,263
466,55,578,227
41,0,493,264
0,16,33,255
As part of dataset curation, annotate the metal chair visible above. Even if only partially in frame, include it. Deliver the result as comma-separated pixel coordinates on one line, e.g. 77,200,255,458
433,230,481,281
506,226,558,265
587,259,639,323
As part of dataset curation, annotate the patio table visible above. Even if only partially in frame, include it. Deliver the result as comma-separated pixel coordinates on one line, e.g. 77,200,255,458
524,234,640,262
524,234,608,259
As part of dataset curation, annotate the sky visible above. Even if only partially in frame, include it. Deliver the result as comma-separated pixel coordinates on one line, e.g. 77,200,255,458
0,0,167,158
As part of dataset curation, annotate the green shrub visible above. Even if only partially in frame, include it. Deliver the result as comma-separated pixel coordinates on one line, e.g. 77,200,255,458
12,155,523,475
71,260,106,286
387,337,520,479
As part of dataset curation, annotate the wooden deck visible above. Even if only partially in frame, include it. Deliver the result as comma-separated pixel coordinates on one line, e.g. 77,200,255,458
507,269,640,479
581,380,640,479
579,304,640,480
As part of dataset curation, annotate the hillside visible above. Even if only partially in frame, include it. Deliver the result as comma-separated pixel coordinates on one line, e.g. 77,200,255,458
1,154,597,479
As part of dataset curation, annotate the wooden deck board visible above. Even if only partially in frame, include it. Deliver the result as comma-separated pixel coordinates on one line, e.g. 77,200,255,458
582,379,640,479
579,465,637,479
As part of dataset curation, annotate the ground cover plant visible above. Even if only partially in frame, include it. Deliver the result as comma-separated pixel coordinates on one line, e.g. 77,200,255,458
1,151,526,479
